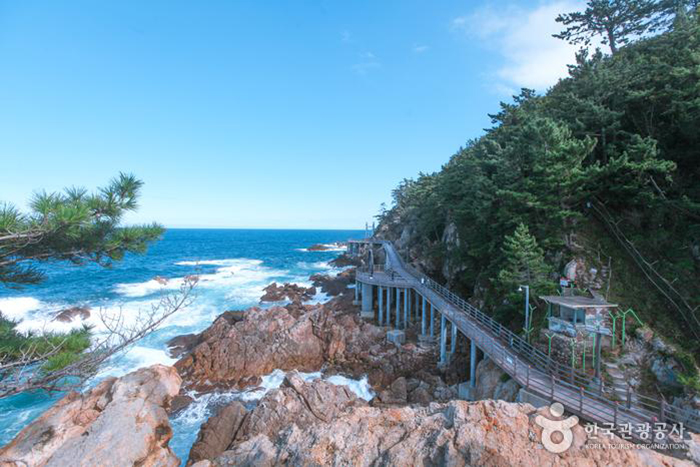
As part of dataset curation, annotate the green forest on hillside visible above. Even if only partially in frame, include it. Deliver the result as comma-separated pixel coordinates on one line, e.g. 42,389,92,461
378,3,700,366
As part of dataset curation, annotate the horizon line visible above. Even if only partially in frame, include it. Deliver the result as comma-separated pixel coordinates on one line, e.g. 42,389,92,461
161,226,367,231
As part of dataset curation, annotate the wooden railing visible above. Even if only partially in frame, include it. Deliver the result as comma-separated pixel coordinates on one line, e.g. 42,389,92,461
349,239,700,436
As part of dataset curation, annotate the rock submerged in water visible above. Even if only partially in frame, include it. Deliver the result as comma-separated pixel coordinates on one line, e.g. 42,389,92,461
0,364,182,467
310,268,354,296
53,306,90,323
259,282,316,302
307,243,330,251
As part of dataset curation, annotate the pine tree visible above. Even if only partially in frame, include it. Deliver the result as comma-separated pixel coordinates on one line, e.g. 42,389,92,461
554,0,659,54
497,223,552,297
0,173,164,287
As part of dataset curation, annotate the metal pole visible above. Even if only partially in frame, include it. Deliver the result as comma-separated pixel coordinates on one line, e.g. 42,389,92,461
421,296,426,336
594,328,602,379
524,285,530,342
430,303,435,337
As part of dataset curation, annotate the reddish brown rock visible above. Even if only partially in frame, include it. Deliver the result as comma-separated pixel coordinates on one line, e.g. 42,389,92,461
212,399,689,466
187,372,365,465
259,282,316,302
187,402,248,466
0,365,181,467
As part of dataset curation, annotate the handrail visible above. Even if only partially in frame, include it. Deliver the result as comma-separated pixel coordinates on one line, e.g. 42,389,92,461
350,239,700,435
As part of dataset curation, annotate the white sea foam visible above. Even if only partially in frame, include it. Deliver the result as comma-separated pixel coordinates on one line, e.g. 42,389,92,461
296,260,335,271
296,243,347,253
96,345,177,379
174,259,263,267
115,258,283,298
325,374,374,401
0,297,44,320
169,368,373,445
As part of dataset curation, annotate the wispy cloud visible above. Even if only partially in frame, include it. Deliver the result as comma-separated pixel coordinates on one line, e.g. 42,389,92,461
353,51,381,75
452,1,591,93
413,45,429,53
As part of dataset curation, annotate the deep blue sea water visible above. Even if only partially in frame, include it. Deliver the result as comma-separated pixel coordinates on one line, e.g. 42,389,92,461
0,228,369,463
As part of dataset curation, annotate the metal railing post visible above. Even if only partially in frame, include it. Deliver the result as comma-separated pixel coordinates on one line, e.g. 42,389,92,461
550,375,555,402
526,365,530,388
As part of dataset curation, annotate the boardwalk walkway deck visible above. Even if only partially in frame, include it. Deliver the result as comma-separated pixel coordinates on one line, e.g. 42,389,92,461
349,239,700,441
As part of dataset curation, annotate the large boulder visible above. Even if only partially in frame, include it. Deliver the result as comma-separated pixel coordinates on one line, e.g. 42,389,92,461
211,399,689,466
0,364,181,467
187,372,364,465
187,402,248,466
471,357,520,402
174,301,384,391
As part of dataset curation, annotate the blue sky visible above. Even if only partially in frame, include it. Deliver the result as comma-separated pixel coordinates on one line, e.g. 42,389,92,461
0,0,585,229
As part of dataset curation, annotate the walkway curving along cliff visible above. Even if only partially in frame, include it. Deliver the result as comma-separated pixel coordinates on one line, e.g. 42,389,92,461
348,239,700,442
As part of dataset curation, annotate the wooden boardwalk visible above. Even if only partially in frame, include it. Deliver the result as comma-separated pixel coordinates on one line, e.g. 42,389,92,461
350,239,700,441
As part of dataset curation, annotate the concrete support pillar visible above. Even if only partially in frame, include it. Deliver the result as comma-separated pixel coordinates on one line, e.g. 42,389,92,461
421,296,426,335
396,287,401,328
386,287,391,326
403,288,408,329
451,321,458,355
439,314,447,365
361,282,373,318
430,303,435,337
354,279,359,302
378,286,384,325
406,289,413,327
470,339,477,388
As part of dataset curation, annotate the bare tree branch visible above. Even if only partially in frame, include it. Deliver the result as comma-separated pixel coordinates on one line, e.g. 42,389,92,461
0,275,198,399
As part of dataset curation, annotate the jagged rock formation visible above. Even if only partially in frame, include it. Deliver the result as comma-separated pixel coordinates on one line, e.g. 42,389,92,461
173,296,385,391
310,268,355,296
193,396,686,466
52,306,91,323
260,282,316,302
173,293,455,396
187,372,365,465
0,365,181,467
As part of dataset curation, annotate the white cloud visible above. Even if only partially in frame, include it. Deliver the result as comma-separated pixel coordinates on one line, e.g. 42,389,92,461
413,45,429,53
452,1,592,92
353,52,380,75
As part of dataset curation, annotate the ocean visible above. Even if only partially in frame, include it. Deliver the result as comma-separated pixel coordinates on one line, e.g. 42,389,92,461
0,228,373,463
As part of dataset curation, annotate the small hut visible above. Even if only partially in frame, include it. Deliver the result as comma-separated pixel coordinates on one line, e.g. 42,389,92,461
540,295,617,338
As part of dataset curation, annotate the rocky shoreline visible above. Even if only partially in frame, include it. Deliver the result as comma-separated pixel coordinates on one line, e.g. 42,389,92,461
1,254,696,466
